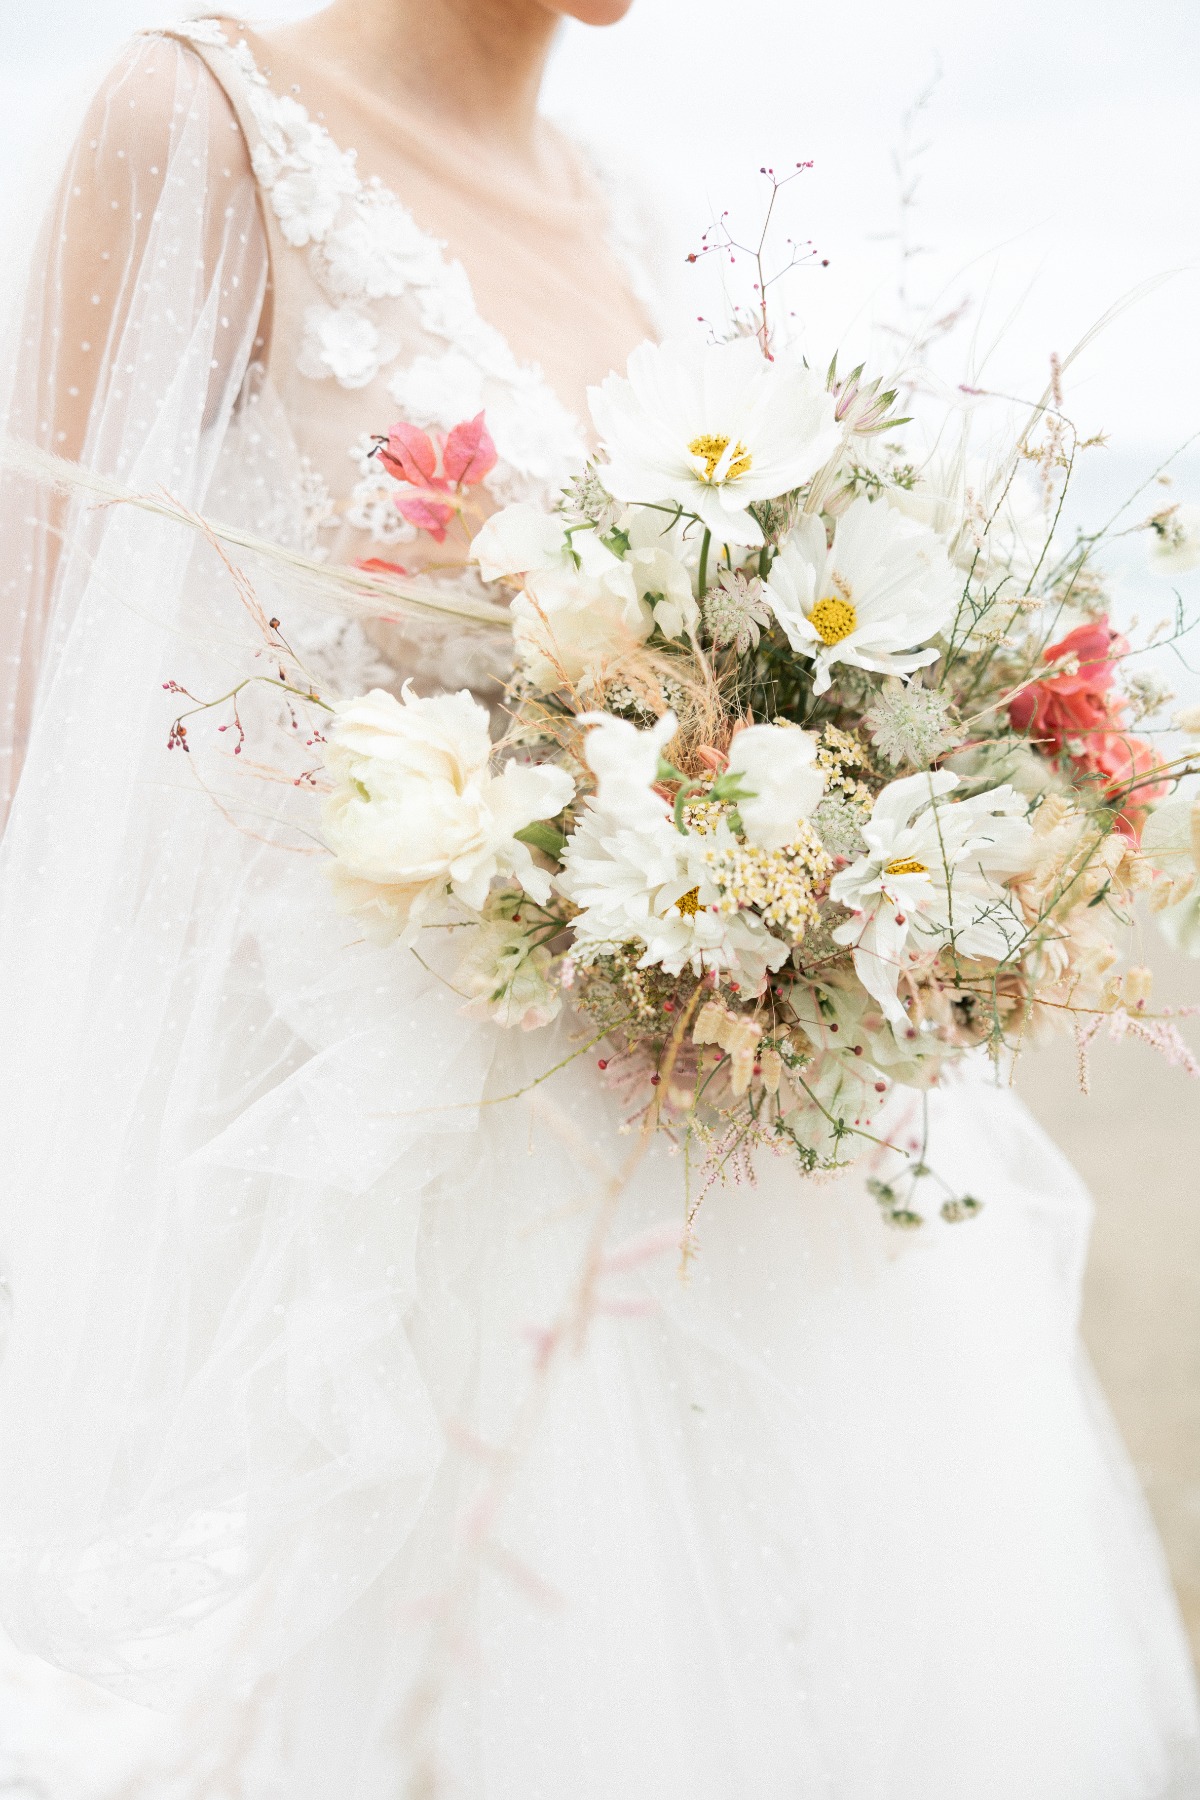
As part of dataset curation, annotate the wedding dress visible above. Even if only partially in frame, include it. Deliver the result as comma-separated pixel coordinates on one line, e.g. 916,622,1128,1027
0,20,1197,1799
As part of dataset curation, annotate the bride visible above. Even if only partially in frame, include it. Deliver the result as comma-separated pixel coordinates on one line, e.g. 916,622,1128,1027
0,1,1197,1794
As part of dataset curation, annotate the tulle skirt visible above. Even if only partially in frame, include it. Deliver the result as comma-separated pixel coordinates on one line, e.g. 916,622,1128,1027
0,861,1197,1799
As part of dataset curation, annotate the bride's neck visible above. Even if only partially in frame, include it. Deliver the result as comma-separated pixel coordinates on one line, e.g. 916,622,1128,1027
286,0,560,157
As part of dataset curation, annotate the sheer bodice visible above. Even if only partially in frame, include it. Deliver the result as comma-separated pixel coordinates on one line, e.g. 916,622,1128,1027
174,19,658,562
0,18,660,778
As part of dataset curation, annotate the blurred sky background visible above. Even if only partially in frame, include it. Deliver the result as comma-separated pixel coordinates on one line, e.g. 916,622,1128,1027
1,0,1198,696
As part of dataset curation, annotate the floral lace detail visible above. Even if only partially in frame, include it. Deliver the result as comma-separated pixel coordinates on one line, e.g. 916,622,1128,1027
176,18,589,492
344,434,418,546
297,458,339,558
294,615,397,701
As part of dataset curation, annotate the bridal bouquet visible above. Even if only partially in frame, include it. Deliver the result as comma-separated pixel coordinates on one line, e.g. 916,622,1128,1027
180,330,1200,1221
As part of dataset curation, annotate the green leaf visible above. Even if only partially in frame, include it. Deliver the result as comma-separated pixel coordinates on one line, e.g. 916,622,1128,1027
514,821,566,859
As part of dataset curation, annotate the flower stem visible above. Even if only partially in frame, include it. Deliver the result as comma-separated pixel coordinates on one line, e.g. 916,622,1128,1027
698,527,712,598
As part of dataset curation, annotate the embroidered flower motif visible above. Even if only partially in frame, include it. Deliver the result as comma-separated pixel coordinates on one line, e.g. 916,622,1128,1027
298,304,393,389
249,97,359,249
315,182,447,300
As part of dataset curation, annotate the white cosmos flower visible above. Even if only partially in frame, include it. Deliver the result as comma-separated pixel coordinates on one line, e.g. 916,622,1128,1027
321,685,574,945
725,723,825,850
559,712,788,986
764,495,960,696
470,506,650,692
828,771,1033,1023
588,335,840,549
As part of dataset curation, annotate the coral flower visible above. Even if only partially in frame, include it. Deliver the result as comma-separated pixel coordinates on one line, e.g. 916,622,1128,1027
1007,616,1126,754
1008,616,1164,836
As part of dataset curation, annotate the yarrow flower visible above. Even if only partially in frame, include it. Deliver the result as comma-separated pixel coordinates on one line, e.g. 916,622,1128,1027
705,826,833,940
829,771,1034,1022
588,335,840,548
764,494,959,695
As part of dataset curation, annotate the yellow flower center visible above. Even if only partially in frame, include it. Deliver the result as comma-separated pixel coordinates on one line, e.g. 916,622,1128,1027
688,433,753,483
885,857,929,877
809,596,858,645
674,885,702,916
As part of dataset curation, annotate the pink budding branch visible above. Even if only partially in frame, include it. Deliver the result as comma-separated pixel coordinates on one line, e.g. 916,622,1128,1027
372,411,498,543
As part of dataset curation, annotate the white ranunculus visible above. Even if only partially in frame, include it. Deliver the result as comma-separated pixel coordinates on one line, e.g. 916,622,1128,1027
471,508,651,690
829,771,1033,1022
588,335,840,550
725,722,825,850
321,685,574,945
764,495,960,696
558,712,787,986
623,507,699,641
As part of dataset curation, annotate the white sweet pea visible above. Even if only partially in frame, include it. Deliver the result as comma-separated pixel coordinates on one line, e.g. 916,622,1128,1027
588,335,840,549
725,723,825,850
764,495,959,695
455,919,563,1030
579,708,678,824
558,712,787,985
321,685,574,945
829,771,1033,1022
470,502,567,583
470,508,651,692
623,507,699,641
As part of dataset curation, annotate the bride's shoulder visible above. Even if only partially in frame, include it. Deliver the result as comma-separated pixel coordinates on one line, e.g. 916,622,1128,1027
68,24,254,213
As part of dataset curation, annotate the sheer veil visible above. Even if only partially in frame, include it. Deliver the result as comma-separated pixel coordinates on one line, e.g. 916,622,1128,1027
0,25,402,1697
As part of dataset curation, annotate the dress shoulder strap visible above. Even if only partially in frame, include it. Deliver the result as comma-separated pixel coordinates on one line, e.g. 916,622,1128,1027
154,19,270,158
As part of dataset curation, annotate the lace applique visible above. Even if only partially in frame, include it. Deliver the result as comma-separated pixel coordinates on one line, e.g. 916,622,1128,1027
344,434,418,546
297,459,339,558
294,616,397,701
297,303,397,390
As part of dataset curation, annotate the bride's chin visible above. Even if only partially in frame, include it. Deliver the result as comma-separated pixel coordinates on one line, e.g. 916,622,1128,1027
544,0,636,23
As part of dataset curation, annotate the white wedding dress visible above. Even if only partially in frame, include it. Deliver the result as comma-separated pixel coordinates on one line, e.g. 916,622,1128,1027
0,20,1197,1799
